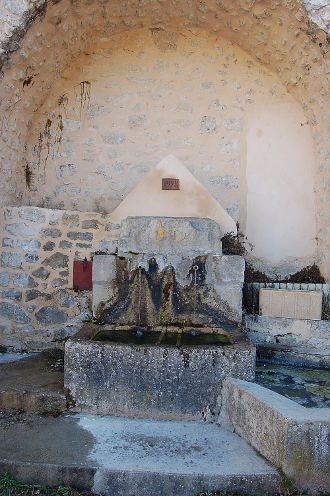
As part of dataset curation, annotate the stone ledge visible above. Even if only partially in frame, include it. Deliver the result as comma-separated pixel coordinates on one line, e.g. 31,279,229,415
118,216,223,256
219,378,330,493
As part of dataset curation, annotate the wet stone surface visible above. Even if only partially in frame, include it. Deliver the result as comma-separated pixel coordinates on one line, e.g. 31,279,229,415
93,328,232,346
255,362,330,408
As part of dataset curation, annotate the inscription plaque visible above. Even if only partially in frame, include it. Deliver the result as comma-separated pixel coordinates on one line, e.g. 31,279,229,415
162,178,180,190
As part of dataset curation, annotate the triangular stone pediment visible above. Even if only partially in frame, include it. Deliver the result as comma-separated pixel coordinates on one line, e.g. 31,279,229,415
109,155,237,236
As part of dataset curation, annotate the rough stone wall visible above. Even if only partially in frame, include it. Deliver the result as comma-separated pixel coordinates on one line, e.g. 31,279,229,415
0,0,329,280
20,25,317,259
244,314,330,354
0,205,119,350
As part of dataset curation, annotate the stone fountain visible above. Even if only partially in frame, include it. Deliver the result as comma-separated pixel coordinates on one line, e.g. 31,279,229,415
64,215,255,420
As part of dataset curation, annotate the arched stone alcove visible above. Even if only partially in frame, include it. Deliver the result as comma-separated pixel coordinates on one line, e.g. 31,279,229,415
0,0,329,279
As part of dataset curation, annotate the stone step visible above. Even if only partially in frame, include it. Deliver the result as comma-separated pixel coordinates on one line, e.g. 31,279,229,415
0,350,67,415
0,412,280,496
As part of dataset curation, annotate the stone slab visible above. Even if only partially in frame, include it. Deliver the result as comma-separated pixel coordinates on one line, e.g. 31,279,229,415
64,325,255,420
118,216,222,256
219,378,330,494
0,412,280,496
259,288,322,320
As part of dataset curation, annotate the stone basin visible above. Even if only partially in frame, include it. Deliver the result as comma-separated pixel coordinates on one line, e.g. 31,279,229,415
92,326,233,346
64,324,255,420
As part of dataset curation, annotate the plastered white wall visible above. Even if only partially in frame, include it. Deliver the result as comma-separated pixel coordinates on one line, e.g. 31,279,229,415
246,101,316,263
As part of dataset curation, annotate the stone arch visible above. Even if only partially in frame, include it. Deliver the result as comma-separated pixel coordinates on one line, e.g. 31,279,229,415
0,0,329,278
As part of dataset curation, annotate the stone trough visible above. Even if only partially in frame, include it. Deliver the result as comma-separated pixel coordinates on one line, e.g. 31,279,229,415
65,216,255,420
65,323,255,419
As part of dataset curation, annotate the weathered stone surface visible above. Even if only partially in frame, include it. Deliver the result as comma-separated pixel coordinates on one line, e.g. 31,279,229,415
43,252,69,269
56,163,76,179
59,291,75,308
118,217,222,256
18,208,46,223
105,222,121,232
35,306,67,324
13,273,38,288
43,241,55,251
25,290,50,302
59,240,73,249
4,208,16,220
32,267,50,280
0,272,10,287
17,239,41,251
92,255,116,284
67,232,93,241
214,284,244,323
200,116,217,133
65,325,255,419
209,175,239,189
49,212,59,225
128,114,146,128
1,289,22,301
0,302,30,323
2,238,13,247
62,213,80,227
81,219,99,229
52,278,68,288
5,223,35,237
1,252,22,268
76,243,92,249
101,133,126,144
224,118,242,132
219,378,330,494
98,239,118,254
206,255,245,284
244,315,330,367
40,228,62,238
25,253,39,263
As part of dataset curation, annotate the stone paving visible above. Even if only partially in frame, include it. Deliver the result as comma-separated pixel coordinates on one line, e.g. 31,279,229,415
0,412,280,496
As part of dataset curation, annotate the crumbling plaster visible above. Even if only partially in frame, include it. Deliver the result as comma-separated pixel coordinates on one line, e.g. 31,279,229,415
0,0,329,279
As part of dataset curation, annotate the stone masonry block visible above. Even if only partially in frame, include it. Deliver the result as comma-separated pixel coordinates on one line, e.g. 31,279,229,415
92,255,117,283
0,272,10,287
18,207,46,223
206,255,245,285
17,239,41,251
0,301,30,323
5,223,35,237
92,255,119,317
118,217,222,256
1,252,22,268
213,283,243,323
13,273,38,288
35,306,67,324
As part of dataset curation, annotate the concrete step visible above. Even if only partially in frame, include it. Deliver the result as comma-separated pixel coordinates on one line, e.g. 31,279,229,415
0,350,67,415
0,412,280,496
